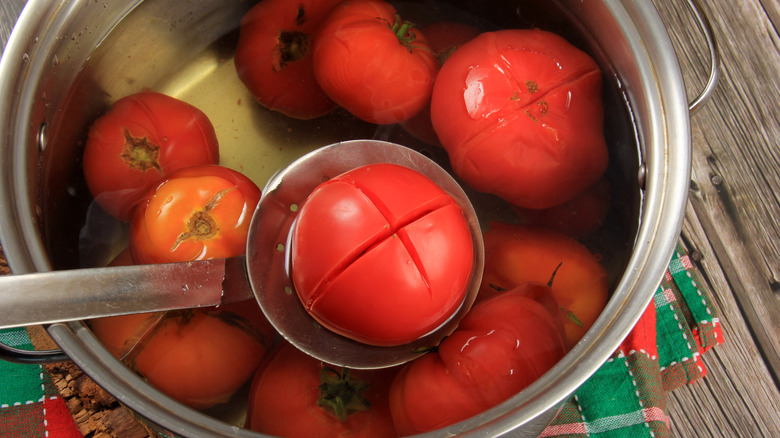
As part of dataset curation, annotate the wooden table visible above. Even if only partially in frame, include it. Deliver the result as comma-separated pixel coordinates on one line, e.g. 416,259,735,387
2,1,780,436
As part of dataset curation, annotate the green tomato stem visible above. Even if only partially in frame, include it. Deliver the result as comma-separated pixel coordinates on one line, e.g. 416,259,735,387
317,367,371,422
389,13,417,48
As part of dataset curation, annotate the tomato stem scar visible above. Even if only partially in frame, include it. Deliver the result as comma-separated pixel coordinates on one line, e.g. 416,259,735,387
276,30,310,70
121,129,161,172
171,187,236,251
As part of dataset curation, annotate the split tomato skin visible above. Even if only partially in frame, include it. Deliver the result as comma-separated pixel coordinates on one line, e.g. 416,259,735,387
116,308,273,410
83,91,219,221
430,28,608,209
89,250,276,410
129,164,261,264
246,342,398,438
389,287,566,435
291,163,475,346
312,0,439,124
234,0,341,119
479,222,609,348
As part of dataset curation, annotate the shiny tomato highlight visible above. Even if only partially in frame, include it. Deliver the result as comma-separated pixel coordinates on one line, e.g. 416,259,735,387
130,165,261,264
430,28,609,209
82,91,219,221
389,287,566,435
234,0,341,119
291,163,474,346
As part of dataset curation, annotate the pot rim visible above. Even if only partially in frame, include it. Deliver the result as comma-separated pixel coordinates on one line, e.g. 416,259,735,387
0,0,691,436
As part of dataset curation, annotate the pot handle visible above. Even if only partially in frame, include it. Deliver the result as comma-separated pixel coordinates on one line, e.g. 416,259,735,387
684,0,721,115
0,338,69,364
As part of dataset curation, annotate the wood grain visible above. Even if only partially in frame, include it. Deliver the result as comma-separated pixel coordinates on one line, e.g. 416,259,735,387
651,0,780,435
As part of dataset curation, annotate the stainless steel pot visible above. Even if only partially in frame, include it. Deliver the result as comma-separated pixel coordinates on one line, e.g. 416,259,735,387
0,0,717,436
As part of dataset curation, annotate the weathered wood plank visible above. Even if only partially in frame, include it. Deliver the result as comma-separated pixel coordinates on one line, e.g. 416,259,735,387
649,0,780,435
652,0,780,381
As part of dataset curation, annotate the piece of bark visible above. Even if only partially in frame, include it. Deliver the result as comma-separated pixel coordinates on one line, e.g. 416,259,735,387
45,361,154,438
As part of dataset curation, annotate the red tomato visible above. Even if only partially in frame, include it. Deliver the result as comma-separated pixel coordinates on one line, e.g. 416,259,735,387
515,178,612,239
400,21,480,145
423,22,482,64
129,165,261,264
312,0,439,124
89,250,276,410
291,163,474,346
430,29,609,209
389,287,566,435
83,91,219,221
479,222,609,347
245,342,398,438
234,0,341,119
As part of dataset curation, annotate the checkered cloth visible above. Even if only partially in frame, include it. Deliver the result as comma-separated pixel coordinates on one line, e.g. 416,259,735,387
0,242,723,437
0,329,82,437
541,243,724,437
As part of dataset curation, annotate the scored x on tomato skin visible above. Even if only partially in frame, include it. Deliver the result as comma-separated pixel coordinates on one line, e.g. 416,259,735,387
290,163,475,346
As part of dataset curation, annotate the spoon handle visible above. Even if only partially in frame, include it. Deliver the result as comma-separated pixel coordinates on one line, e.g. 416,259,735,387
0,256,253,329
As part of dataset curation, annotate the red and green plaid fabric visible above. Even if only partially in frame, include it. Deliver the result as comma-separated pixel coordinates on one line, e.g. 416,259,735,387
0,242,723,437
541,243,724,437
0,328,82,437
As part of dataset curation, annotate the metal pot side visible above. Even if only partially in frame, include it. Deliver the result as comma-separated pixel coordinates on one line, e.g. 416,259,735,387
0,0,690,437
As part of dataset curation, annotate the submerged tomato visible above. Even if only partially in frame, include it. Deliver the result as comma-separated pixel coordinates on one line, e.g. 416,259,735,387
130,165,261,264
312,0,439,124
234,0,341,119
82,91,219,221
389,287,566,435
479,222,609,347
430,29,608,209
90,250,276,410
291,163,474,346
246,342,398,438
515,177,612,239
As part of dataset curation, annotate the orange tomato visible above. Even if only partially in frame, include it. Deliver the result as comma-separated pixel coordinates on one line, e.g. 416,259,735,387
129,165,261,264
478,222,609,347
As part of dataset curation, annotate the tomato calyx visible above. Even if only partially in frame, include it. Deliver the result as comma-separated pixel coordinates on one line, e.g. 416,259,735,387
171,187,234,251
120,129,161,172
317,367,371,422
543,262,585,327
489,283,508,292
546,262,563,287
386,13,421,51
562,308,584,327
